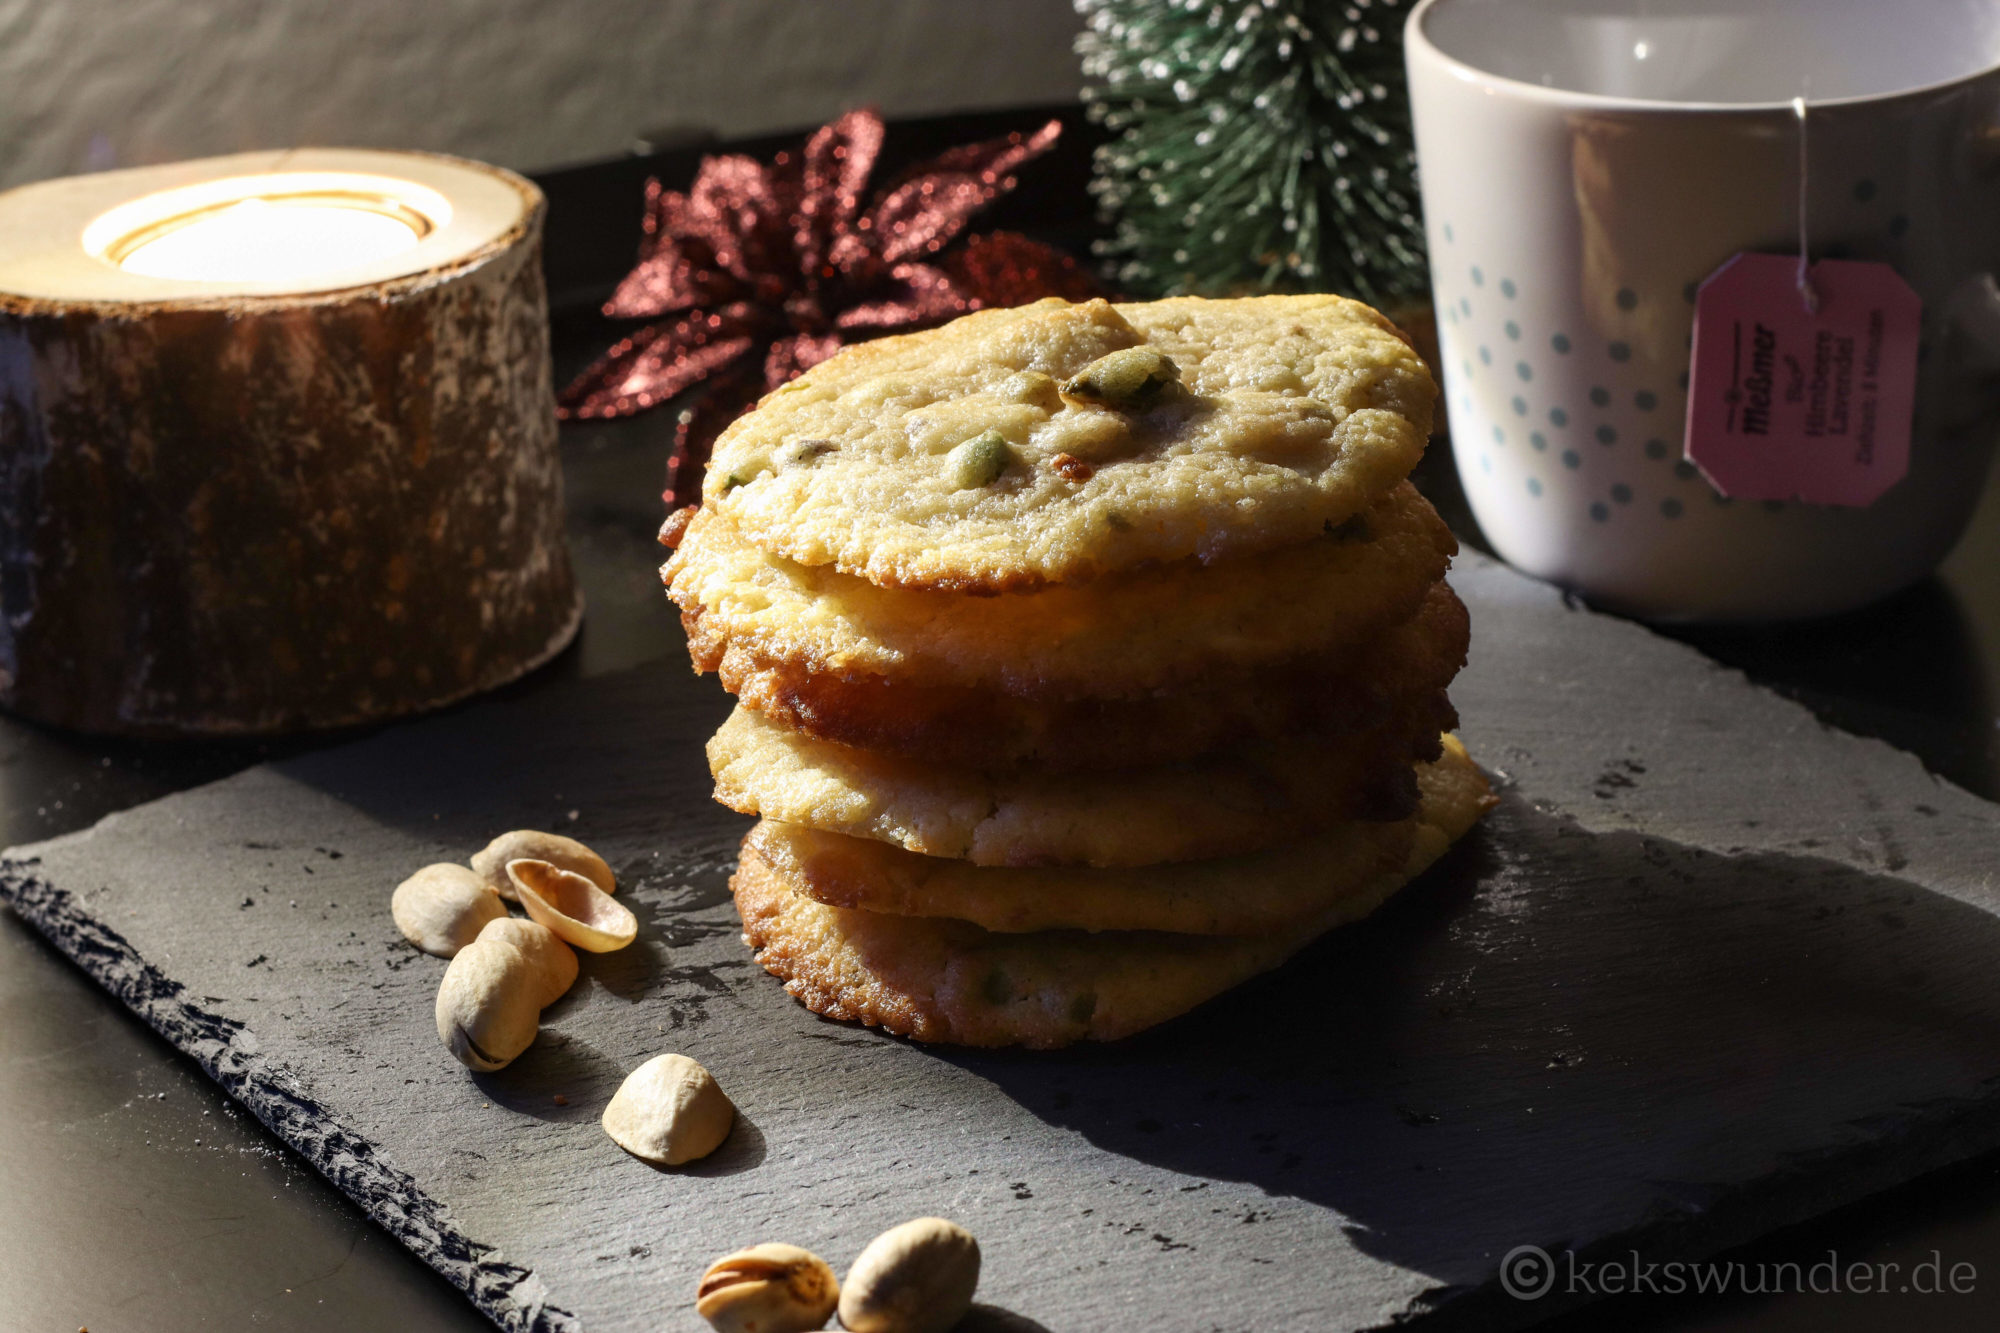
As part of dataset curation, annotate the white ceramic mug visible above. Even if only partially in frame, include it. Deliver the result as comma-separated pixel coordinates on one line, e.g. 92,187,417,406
1406,0,2000,620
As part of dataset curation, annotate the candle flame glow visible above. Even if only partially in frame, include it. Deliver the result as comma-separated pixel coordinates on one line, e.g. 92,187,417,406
117,197,421,282
83,172,452,287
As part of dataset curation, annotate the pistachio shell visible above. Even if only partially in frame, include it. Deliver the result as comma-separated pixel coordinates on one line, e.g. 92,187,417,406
471,831,615,903
507,858,638,952
392,863,507,958
475,916,578,1008
839,1217,981,1333
603,1053,734,1166
696,1242,838,1333
434,939,540,1071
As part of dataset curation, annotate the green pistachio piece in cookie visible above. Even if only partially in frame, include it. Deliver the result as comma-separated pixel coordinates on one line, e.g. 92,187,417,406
997,369,1062,409
945,429,1013,489
777,438,835,469
1060,346,1183,411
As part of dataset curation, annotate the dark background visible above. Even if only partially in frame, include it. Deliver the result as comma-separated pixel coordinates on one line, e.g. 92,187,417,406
6,108,2000,1331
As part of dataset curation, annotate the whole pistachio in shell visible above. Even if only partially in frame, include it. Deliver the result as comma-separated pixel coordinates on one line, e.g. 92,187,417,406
471,831,615,903
393,864,507,958
602,1053,735,1166
475,916,578,1008
434,939,540,1071
839,1217,981,1333
695,1243,838,1333
507,858,638,952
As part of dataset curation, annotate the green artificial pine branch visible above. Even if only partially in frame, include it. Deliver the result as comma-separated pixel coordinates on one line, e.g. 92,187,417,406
1077,0,1427,307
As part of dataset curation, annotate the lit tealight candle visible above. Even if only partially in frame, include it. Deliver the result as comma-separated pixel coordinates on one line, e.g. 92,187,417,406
117,196,423,282
0,149,579,736
74,169,455,291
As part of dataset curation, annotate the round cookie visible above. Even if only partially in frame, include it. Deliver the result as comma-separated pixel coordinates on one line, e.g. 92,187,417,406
716,578,1469,772
710,704,1438,867
702,295,1435,592
730,738,1495,1048
666,481,1455,701
745,737,1489,934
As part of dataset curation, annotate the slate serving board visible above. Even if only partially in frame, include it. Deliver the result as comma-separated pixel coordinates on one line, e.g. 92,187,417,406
8,554,2000,1333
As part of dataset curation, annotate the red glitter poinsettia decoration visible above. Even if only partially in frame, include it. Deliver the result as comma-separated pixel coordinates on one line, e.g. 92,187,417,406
558,108,1103,506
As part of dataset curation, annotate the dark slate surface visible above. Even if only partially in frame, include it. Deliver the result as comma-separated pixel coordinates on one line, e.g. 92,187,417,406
7,553,2000,1333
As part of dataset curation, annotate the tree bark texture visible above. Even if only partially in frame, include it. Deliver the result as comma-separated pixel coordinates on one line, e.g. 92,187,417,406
0,195,580,735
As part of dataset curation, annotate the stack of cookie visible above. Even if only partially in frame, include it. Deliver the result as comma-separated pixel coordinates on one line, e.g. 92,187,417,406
662,295,1492,1049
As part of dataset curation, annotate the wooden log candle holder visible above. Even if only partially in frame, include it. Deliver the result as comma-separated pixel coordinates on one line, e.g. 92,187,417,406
0,149,580,736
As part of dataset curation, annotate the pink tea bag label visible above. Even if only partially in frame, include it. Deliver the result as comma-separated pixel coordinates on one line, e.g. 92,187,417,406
1685,253,1921,507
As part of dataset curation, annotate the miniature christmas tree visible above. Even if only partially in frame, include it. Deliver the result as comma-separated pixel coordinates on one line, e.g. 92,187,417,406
1077,0,1427,308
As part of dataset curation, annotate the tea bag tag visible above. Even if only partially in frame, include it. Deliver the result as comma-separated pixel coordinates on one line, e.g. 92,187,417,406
1684,254,1920,507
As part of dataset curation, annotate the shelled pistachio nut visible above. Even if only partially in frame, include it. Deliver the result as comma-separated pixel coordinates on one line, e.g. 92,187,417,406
471,831,616,902
695,1243,839,1333
506,858,638,952
945,429,1013,489
838,1217,981,1333
434,939,541,1071
392,863,507,958
602,1053,734,1166
1059,345,1182,411
475,916,578,1008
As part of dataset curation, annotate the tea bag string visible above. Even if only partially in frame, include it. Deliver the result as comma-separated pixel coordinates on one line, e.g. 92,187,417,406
1793,92,1819,315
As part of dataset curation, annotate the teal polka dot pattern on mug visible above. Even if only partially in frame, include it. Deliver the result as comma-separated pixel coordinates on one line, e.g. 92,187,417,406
1430,261,1720,546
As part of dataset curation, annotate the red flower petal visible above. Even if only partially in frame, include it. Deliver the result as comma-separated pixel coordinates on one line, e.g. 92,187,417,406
866,120,1062,265
557,306,759,419
797,108,885,277
943,231,1107,309
763,331,845,389
683,153,796,286
836,262,972,333
604,236,736,320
